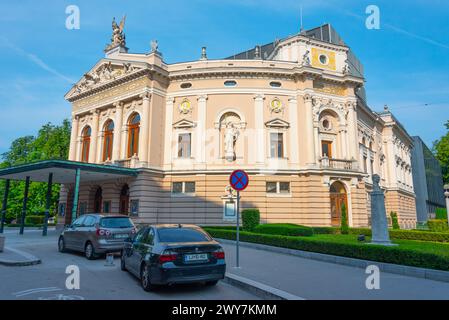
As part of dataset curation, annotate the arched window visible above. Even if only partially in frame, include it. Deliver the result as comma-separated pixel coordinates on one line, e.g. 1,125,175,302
102,120,114,162
127,113,140,158
81,126,91,163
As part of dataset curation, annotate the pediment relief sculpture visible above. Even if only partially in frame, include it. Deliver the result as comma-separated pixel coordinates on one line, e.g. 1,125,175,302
73,62,143,96
265,118,290,129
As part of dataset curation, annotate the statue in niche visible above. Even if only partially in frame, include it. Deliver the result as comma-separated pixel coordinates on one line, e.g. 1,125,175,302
302,50,311,66
224,123,239,162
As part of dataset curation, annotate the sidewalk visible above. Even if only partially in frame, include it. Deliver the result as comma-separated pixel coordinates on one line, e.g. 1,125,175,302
0,247,41,266
219,240,449,300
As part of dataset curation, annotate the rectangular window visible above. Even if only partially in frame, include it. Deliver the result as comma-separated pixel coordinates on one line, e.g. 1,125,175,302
178,133,191,158
266,182,291,195
321,141,332,158
270,133,284,158
363,156,368,173
172,182,196,195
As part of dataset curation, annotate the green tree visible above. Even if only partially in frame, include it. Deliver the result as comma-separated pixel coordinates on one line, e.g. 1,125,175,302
340,203,349,235
0,120,71,223
434,121,449,184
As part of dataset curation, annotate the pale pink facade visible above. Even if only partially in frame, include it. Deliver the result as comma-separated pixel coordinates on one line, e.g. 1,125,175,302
60,24,417,228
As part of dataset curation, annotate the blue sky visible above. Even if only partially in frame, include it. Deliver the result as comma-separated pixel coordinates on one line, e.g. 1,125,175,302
0,0,448,154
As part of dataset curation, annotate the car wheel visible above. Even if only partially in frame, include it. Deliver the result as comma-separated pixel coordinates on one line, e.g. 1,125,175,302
58,237,66,253
205,280,219,286
85,242,96,260
120,251,127,271
140,264,154,292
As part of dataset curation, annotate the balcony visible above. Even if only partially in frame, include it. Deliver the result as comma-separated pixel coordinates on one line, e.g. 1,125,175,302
320,157,358,171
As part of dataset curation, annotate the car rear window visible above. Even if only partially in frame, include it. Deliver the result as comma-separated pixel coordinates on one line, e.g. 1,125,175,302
99,217,133,229
157,228,211,243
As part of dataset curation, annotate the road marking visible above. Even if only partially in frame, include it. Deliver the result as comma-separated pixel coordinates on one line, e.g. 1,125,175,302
14,287,61,297
38,294,84,300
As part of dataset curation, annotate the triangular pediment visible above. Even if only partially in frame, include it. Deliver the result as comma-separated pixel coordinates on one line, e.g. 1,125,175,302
65,59,145,100
265,118,290,129
173,119,196,129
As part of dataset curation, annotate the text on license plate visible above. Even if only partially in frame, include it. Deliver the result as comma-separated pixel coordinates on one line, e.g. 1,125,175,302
184,253,208,262
114,234,129,239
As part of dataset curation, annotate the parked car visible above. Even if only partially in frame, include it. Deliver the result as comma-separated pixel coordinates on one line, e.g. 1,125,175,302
121,224,226,291
58,214,137,260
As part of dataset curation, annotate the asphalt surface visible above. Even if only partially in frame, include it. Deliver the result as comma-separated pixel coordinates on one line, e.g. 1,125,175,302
0,230,258,300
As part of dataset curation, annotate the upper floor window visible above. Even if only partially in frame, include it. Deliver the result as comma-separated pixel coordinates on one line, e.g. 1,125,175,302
178,133,191,158
270,81,282,88
127,113,140,158
103,120,114,162
224,80,237,87
81,126,91,163
270,133,284,158
180,82,192,89
321,140,332,158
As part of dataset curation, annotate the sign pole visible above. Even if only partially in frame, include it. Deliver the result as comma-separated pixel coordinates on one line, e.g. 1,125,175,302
236,190,240,268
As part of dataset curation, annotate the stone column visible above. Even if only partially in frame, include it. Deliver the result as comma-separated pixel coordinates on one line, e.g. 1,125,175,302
76,137,82,162
69,115,79,161
88,110,99,163
303,94,316,166
139,93,151,163
288,97,299,165
346,101,359,162
254,95,265,165
113,102,124,161
164,97,175,167
196,95,207,164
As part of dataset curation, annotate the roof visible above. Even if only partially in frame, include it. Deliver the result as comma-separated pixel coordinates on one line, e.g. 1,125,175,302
226,24,364,79
0,160,138,184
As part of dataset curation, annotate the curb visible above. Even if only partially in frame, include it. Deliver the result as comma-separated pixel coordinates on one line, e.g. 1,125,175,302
0,247,41,267
224,273,304,300
217,238,449,284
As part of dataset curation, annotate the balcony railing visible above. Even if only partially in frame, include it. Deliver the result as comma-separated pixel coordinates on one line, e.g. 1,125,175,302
320,157,358,171
115,159,132,168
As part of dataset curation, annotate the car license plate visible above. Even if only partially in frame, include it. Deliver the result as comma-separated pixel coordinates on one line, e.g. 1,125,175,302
184,253,208,262
114,234,128,239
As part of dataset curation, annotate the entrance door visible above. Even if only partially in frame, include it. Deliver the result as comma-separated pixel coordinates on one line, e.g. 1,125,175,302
119,185,130,215
330,182,348,227
94,187,102,213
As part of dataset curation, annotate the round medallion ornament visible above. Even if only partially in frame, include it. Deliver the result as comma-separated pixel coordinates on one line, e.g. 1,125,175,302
270,98,283,113
179,99,192,114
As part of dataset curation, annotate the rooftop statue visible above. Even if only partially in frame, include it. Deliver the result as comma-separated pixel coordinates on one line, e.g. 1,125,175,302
105,16,127,52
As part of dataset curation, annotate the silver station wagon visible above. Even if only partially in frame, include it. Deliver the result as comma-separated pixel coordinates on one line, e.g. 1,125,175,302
58,214,137,260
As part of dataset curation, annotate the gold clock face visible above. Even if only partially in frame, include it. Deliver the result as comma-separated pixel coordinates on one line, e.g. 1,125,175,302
270,98,283,113
179,99,192,114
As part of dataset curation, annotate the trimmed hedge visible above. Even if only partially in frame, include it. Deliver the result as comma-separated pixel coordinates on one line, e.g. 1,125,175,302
25,215,45,225
390,212,400,230
253,224,314,237
205,228,449,271
241,209,260,231
428,220,449,233
340,204,349,234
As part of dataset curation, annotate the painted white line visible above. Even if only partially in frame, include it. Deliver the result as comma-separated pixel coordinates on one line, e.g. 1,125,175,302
14,287,61,297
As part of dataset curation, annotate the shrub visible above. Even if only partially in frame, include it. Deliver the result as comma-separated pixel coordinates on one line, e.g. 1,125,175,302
241,209,260,231
254,224,314,237
390,212,400,230
428,219,449,233
312,227,340,234
205,228,449,271
25,215,45,225
435,208,448,220
340,203,349,235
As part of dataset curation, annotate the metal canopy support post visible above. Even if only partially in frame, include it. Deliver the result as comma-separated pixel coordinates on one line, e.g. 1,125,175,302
72,168,81,224
19,176,31,235
0,179,10,233
43,173,53,236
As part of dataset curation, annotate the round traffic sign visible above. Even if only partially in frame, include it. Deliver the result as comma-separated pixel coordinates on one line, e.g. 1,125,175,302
229,170,249,191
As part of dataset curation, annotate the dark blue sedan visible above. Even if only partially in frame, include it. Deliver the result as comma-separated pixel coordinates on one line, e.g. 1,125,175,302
121,224,226,291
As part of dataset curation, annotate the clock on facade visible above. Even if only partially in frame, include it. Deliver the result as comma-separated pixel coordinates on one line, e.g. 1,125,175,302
270,98,284,113
179,99,192,114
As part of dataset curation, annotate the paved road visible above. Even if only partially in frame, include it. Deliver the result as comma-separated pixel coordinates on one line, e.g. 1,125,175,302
0,230,258,300
223,242,449,300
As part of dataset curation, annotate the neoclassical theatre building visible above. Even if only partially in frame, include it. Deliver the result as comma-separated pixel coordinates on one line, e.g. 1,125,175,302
60,21,417,228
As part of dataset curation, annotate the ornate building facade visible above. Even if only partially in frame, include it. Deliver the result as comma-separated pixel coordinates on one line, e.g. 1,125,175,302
60,22,417,228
